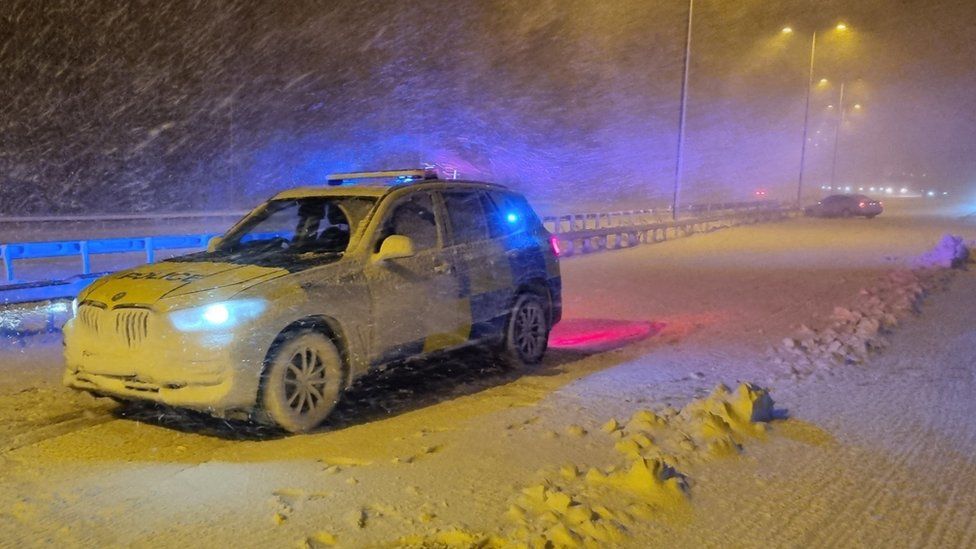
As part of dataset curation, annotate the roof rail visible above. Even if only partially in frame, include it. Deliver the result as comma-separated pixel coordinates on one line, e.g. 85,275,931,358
325,168,438,186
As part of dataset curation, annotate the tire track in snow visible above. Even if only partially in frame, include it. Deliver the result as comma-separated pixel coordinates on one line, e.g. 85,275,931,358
2,410,115,453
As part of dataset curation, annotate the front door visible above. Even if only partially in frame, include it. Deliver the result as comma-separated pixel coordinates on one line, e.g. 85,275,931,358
364,191,465,365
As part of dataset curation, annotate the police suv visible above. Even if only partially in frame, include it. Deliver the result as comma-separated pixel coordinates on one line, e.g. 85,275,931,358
63,170,562,432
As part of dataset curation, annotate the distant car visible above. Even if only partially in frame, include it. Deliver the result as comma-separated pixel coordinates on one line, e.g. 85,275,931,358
805,194,883,218
63,169,562,432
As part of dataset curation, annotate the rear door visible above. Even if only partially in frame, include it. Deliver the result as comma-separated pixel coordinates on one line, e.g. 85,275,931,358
441,190,514,340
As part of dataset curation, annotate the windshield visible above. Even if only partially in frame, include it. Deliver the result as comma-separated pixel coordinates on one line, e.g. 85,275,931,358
218,196,376,257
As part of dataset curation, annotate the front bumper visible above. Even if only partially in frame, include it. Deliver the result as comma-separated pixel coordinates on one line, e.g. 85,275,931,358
62,318,261,413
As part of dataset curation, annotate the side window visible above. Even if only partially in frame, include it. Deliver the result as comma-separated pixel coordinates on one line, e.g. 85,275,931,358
481,193,508,239
485,191,536,237
443,191,489,245
381,192,439,252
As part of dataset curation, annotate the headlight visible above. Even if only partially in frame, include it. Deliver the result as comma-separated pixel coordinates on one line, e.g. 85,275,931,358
169,299,266,332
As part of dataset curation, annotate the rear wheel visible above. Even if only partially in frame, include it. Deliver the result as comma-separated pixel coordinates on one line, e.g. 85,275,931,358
261,330,344,433
500,293,550,368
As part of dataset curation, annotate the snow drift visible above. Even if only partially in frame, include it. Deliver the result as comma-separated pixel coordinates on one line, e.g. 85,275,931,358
393,383,777,548
775,234,970,376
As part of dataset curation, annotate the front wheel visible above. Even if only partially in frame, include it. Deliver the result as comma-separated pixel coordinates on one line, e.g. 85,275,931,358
500,293,550,368
260,330,344,433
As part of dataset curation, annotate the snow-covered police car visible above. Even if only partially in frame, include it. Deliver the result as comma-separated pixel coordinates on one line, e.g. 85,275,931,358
63,170,562,432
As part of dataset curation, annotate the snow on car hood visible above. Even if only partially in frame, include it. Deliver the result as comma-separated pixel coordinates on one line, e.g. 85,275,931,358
80,261,288,306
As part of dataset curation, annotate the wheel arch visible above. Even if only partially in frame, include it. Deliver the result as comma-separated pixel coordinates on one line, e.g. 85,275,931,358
259,315,352,395
512,276,554,327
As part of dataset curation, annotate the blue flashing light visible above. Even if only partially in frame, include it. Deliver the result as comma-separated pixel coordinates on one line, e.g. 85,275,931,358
506,212,519,223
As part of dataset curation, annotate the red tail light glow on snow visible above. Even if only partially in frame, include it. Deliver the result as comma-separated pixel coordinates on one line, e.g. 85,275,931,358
549,235,561,257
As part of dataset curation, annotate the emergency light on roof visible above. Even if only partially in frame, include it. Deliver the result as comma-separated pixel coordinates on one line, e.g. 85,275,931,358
325,169,438,186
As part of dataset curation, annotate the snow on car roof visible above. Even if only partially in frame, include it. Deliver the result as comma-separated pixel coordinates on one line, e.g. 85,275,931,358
272,185,393,199
272,180,509,200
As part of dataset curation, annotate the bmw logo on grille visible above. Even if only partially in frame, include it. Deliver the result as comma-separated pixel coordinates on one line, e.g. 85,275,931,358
111,292,127,302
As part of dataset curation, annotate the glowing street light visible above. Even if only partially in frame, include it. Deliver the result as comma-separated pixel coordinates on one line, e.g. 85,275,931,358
782,26,794,34
792,21,854,206
819,78,829,85
853,103,862,110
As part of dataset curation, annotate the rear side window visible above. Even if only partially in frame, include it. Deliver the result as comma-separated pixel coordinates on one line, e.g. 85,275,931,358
485,191,540,237
443,191,489,245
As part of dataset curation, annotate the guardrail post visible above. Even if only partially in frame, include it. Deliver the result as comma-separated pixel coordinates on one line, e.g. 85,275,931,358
79,241,91,275
1,245,13,282
145,237,155,263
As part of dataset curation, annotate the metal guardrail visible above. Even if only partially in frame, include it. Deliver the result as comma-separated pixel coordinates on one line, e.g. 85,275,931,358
0,233,222,283
0,210,248,224
0,201,790,306
542,201,791,257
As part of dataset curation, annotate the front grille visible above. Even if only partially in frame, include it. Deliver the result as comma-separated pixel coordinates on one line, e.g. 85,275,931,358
77,304,151,347
115,308,150,347
78,304,102,334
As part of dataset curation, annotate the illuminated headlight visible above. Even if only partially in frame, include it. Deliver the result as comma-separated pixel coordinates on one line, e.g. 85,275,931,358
169,299,266,332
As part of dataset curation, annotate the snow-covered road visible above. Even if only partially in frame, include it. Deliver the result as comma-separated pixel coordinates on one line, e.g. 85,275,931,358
1,207,974,547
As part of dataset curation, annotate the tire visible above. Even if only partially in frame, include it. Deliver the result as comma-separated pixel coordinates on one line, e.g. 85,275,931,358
866,214,877,219
260,330,344,433
841,208,853,218
500,293,550,368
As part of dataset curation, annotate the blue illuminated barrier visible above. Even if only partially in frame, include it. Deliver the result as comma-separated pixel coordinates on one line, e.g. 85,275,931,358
542,200,791,257
0,233,221,304
0,234,220,282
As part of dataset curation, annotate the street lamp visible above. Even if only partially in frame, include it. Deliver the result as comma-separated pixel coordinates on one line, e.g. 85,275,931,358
671,0,694,221
830,86,866,188
792,22,851,206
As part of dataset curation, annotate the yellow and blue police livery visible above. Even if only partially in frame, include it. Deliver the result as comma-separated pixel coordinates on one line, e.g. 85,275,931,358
63,169,562,432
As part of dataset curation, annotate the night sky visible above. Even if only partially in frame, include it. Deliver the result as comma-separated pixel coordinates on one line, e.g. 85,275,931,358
1,0,973,214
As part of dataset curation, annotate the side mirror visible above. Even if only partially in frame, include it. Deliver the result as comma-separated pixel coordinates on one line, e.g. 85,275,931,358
207,236,223,253
374,235,415,262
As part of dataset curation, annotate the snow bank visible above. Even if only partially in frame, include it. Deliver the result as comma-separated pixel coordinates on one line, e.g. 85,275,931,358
393,383,776,548
775,235,970,376
914,234,970,268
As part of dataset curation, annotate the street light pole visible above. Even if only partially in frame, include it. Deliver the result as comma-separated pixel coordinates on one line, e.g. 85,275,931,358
671,0,694,221
830,81,846,188
795,31,817,207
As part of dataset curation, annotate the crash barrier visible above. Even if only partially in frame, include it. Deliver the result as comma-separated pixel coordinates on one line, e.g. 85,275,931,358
0,210,248,225
542,201,792,257
0,201,791,305
0,233,222,284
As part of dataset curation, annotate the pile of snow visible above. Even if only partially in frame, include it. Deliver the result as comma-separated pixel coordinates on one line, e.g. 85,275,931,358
395,383,776,548
775,235,970,376
914,234,970,268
